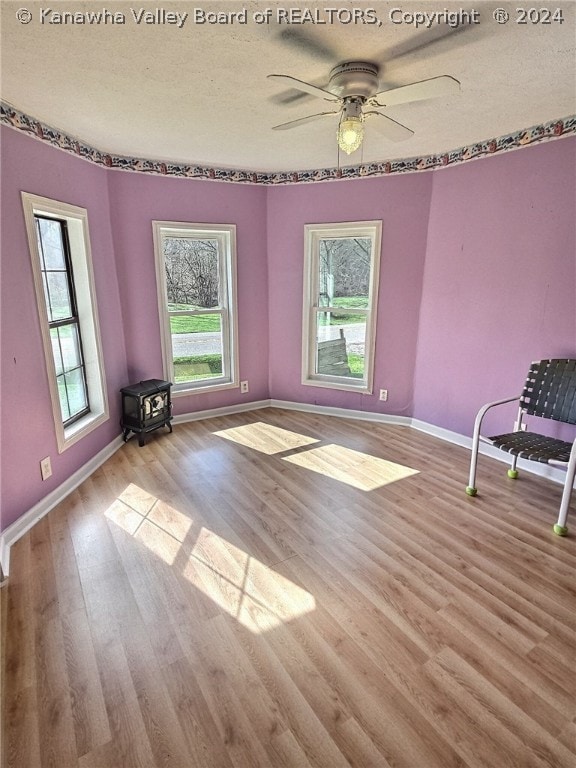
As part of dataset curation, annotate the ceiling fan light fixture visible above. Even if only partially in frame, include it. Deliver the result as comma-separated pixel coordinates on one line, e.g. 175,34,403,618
337,114,364,155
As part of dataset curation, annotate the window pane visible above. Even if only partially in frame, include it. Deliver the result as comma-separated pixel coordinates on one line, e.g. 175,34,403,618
50,327,64,375
317,237,372,307
44,271,72,321
171,313,223,383
51,323,82,373
316,312,366,380
64,368,88,418
37,218,66,269
56,375,71,421
164,237,219,309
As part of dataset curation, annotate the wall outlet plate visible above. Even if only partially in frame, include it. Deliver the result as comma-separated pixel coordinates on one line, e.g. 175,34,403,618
240,380,249,393
40,456,52,480
379,389,388,402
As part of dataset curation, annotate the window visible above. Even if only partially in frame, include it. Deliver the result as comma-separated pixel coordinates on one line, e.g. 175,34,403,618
22,193,109,452
302,221,382,393
35,216,89,424
153,222,239,395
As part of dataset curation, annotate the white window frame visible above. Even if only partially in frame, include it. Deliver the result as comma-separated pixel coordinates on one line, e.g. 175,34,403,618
302,221,382,394
22,192,109,452
153,221,239,396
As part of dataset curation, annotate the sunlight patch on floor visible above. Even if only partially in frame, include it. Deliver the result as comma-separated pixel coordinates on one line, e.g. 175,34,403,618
186,527,315,633
213,421,320,455
105,485,316,633
105,485,195,565
282,443,420,491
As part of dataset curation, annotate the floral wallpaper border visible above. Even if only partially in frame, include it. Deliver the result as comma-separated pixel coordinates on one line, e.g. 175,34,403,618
1,101,574,185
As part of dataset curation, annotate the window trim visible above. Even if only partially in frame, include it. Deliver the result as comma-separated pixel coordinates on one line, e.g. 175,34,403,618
302,221,382,394
22,193,109,453
152,221,239,396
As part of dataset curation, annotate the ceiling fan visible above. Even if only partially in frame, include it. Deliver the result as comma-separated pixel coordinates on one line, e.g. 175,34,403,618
268,61,460,155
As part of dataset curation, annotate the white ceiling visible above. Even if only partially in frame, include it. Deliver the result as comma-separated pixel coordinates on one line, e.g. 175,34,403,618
1,1,575,172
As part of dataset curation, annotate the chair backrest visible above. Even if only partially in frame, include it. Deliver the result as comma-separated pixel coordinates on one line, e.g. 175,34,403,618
520,359,576,424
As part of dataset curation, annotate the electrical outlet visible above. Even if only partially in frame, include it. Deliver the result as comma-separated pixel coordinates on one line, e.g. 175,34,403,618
379,389,388,402
40,456,52,480
240,380,249,394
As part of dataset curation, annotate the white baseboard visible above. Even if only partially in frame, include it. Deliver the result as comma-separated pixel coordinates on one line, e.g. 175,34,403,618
410,418,473,449
270,399,413,426
0,436,124,577
1,401,569,577
172,399,270,424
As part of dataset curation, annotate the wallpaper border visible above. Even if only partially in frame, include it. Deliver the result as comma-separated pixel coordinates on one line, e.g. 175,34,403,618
1,101,575,184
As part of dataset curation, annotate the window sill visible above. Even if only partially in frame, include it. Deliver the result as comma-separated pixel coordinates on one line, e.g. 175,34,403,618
302,377,372,395
59,409,108,453
172,380,238,397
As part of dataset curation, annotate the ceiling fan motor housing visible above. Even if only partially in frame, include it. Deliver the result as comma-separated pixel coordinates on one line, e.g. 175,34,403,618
328,62,380,99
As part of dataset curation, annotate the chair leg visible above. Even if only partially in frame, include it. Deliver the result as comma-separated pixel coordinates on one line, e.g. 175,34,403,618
507,405,526,479
466,396,521,498
466,422,482,497
553,445,576,536
507,454,519,479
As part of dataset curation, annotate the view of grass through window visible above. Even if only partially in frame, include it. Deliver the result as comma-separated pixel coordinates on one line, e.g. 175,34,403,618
317,296,369,325
169,309,223,383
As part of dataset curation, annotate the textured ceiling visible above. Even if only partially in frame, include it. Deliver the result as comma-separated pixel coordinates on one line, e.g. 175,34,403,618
1,1,575,172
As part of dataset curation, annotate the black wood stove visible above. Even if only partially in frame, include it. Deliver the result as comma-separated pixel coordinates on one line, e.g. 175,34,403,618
120,379,172,446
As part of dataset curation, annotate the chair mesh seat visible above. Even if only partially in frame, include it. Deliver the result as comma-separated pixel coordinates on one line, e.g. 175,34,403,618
485,431,572,464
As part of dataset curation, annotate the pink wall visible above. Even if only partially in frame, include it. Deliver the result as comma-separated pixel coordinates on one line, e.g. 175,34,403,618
266,174,433,415
107,171,269,415
413,138,576,438
0,127,128,530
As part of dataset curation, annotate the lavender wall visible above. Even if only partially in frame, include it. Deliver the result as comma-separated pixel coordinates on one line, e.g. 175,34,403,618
107,171,269,415
413,137,576,438
0,127,128,531
267,174,433,415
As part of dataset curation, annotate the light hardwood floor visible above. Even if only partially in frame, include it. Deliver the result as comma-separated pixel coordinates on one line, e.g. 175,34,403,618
2,408,575,768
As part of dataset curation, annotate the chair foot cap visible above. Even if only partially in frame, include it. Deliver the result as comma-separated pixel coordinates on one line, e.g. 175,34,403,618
465,486,477,497
553,524,568,536
507,469,519,479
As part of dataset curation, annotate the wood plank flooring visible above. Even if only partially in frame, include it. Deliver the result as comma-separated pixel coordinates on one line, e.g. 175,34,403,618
2,408,575,768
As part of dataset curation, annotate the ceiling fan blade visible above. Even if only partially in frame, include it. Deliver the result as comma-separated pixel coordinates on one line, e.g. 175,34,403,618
372,76,460,107
276,28,340,63
268,74,338,102
272,111,340,131
364,112,414,142
377,20,478,66
270,89,316,107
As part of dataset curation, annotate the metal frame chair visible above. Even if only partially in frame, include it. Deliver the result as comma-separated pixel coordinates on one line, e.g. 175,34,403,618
466,359,576,535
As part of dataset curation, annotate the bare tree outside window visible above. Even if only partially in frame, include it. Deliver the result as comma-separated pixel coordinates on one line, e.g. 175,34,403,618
164,238,219,309
318,237,371,305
